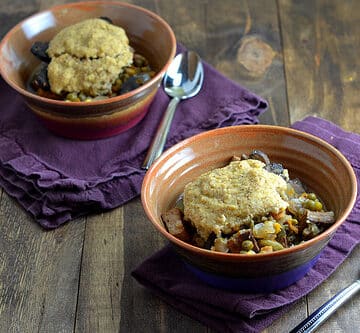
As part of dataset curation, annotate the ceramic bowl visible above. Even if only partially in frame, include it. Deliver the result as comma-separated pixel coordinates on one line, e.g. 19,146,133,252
141,125,357,293
0,1,176,139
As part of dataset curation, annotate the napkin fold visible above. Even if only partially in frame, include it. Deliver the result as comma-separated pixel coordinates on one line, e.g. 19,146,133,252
0,47,267,229
132,116,360,333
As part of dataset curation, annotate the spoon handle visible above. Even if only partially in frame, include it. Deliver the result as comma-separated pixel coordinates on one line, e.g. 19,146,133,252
290,279,360,333
142,96,180,170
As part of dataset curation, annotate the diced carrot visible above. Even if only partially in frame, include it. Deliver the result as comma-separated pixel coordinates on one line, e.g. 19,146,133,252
286,219,299,234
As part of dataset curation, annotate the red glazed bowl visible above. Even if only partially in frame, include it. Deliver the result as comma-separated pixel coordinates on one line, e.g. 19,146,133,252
141,125,357,293
0,1,176,139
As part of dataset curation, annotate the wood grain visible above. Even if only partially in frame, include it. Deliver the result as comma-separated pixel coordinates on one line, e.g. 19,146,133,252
305,245,360,333
119,199,208,332
0,192,85,333
279,0,360,132
158,0,290,126
279,1,360,329
75,209,124,332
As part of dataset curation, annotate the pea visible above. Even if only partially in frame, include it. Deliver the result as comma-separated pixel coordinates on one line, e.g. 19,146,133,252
307,193,317,200
241,240,254,251
134,54,147,67
78,92,87,101
259,239,284,251
306,200,314,210
304,199,323,211
314,201,323,211
303,199,313,210
125,67,137,75
66,92,80,102
240,250,256,255
112,78,122,92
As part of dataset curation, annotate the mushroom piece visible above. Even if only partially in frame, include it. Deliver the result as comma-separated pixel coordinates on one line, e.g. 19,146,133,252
161,207,192,242
120,73,152,94
249,150,271,164
306,210,335,224
248,150,286,177
99,16,113,24
30,41,50,63
30,63,50,91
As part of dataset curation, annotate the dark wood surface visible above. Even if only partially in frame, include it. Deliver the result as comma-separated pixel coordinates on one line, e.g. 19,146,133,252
0,1,359,332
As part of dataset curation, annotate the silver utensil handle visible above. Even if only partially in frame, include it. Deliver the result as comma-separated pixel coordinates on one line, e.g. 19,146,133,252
142,97,180,170
290,280,360,333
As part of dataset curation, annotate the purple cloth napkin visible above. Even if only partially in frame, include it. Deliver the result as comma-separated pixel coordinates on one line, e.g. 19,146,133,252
0,49,267,229
132,116,360,333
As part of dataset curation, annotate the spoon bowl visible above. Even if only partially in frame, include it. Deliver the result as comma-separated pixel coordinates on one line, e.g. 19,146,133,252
164,51,204,99
142,51,204,169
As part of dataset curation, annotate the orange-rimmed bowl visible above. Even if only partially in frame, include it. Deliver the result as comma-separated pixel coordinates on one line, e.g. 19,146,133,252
0,1,176,139
141,125,357,292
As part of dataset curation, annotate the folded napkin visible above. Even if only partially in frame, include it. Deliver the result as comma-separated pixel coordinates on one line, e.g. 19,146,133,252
0,47,267,229
132,116,360,333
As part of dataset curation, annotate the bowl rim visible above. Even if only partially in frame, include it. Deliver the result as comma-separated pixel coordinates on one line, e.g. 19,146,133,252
141,124,358,261
0,0,177,106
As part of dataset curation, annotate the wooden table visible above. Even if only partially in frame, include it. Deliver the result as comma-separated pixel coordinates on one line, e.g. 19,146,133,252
0,1,359,332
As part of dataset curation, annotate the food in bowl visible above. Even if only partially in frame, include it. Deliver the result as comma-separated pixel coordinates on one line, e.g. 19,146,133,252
162,150,335,254
29,18,155,101
142,125,357,292
0,1,177,139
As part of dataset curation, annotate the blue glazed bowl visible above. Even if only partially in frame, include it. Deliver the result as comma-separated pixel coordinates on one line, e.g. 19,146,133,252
141,125,357,293
184,253,320,293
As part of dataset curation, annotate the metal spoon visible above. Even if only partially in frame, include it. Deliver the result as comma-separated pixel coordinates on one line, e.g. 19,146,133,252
290,278,360,333
142,51,204,170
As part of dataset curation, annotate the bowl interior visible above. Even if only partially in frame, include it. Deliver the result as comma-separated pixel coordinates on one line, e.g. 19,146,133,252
142,125,357,257
0,1,175,97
